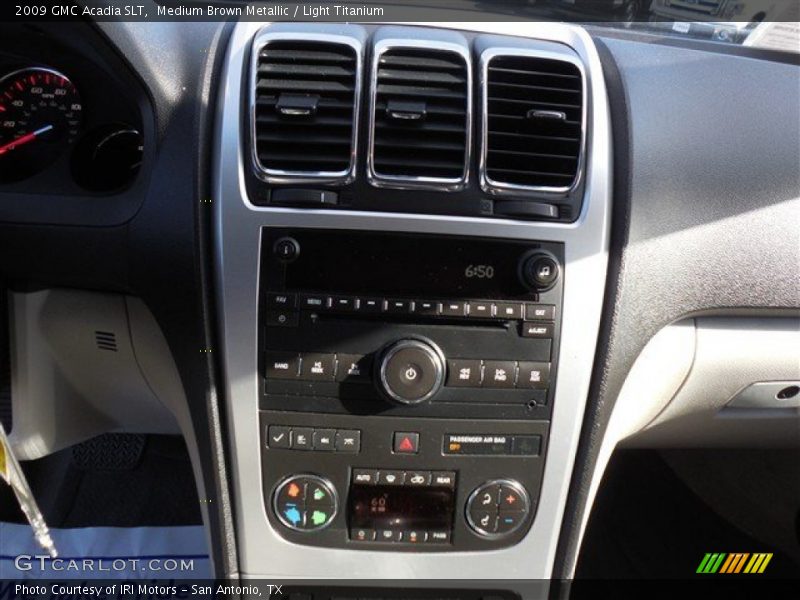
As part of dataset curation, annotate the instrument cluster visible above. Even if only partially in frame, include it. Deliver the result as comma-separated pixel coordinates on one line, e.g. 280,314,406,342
0,64,142,192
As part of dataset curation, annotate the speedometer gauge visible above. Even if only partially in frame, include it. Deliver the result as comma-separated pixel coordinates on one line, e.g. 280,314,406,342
0,67,82,183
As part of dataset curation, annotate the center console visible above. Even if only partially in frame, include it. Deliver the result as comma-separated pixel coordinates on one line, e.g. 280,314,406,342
260,229,563,550
215,20,611,583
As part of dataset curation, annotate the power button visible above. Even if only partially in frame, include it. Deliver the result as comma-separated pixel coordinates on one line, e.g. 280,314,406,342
274,237,300,262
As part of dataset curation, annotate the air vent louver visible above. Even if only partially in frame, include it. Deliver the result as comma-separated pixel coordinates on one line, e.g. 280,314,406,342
483,54,584,192
253,39,359,180
370,46,470,187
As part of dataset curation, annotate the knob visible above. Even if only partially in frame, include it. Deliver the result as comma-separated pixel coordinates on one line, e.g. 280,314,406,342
273,236,300,262
377,339,445,405
519,251,560,291
466,479,531,538
273,474,338,532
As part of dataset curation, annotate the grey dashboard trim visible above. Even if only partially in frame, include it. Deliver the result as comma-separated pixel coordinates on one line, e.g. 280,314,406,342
214,21,611,581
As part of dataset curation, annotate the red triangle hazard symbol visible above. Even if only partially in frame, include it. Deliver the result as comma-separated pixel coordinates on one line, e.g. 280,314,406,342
398,436,414,452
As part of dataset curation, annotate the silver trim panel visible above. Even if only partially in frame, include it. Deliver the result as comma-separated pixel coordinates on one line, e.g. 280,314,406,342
479,47,587,198
249,28,364,185
367,29,472,192
215,22,611,580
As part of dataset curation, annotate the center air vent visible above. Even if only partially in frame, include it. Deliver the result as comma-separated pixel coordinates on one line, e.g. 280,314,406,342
481,52,585,195
252,37,361,183
369,44,471,190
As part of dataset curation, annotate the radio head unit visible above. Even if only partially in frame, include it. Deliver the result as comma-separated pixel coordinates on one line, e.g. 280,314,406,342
259,228,564,421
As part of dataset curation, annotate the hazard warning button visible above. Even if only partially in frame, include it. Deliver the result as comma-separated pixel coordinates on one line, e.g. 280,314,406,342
393,432,420,454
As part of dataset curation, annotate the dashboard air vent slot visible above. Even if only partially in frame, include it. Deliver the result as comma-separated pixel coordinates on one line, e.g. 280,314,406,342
482,52,584,194
369,45,470,190
252,38,360,183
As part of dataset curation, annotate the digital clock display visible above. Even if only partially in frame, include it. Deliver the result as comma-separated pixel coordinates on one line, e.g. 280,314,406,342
272,229,538,300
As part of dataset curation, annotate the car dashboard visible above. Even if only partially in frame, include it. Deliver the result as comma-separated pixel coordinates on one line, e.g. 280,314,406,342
0,6,798,595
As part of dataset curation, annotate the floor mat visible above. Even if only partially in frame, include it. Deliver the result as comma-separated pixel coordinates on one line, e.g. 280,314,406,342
0,522,210,579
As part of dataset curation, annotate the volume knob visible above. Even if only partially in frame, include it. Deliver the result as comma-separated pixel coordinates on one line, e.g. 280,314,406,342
377,339,445,405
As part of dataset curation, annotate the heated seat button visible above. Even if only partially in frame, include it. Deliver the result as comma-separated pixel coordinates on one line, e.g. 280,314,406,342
404,530,428,543
517,362,551,389
265,352,300,380
299,353,336,381
483,361,516,389
350,528,376,542
447,359,482,387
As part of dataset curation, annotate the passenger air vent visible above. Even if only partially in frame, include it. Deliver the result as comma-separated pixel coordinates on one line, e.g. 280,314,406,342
481,52,585,194
369,44,471,190
252,37,361,183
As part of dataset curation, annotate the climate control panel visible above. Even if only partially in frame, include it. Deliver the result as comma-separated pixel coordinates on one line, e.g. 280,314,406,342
261,412,546,552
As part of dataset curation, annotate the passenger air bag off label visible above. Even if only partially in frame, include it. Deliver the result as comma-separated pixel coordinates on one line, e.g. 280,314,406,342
443,433,542,456
444,434,511,455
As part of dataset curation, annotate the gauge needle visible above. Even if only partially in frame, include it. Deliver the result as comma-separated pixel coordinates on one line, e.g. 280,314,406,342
0,124,54,156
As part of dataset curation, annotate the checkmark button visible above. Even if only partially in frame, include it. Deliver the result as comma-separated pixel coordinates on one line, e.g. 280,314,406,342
267,425,291,449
